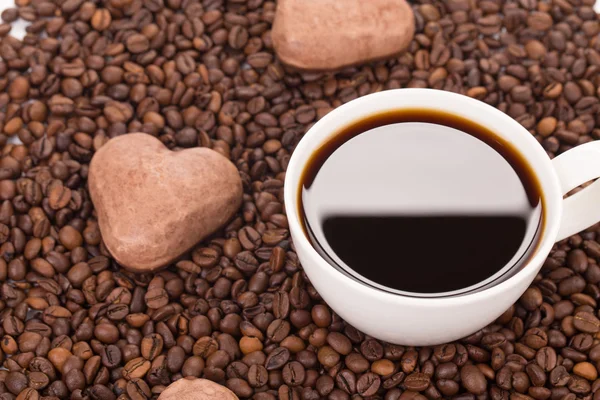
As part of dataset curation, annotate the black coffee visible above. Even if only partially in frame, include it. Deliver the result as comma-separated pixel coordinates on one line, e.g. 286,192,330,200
299,109,544,295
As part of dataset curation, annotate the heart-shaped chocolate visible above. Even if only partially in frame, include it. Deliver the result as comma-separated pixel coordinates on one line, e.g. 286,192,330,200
89,133,242,273
272,0,415,70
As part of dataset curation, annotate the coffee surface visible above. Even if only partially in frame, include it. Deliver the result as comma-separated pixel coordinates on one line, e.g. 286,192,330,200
301,110,543,294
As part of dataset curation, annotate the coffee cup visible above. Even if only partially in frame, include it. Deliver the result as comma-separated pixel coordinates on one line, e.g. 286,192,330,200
284,88,600,345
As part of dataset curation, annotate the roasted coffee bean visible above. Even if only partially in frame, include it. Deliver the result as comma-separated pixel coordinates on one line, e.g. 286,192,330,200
106,304,129,321
94,323,119,344
144,288,169,309
345,352,370,374
126,378,151,400
101,345,122,368
27,372,49,390
361,339,384,361
248,364,268,388
335,369,356,394
123,358,150,380
573,361,597,380
126,35,149,54
282,361,305,387
536,347,557,371
525,363,546,387
266,347,290,370
461,365,487,395
357,372,381,397
404,372,430,391
327,332,352,355
573,311,600,333
372,359,395,376
437,379,460,397
140,334,163,361
6,372,28,395
549,366,570,387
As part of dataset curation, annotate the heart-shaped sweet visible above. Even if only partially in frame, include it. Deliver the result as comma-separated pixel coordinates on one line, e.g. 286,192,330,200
89,133,242,273
272,0,415,70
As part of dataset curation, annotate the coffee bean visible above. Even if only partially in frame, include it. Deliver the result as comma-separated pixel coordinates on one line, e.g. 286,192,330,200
383,371,405,390
549,365,570,387
181,356,205,377
437,379,459,397
535,347,557,371
126,34,149,54
573,311,600,333
94,323,119,344
6,372,28,395
315,375,334,396
282,361,305,387
311,304,331,327
361,339,384,361
357,372,381,397
371,359,394,376
525,363,546,387
327,331,352,355
266,347,290,370
527,12,553,31
27,372,49,391
226,378,252,398
461,364,487,395
47,348,72,373
404,372,430,392
8,77,29,100
266,319,290,343
573,361,597,380
1,8,18,22
123,357,150,380
100,345,121,369
64,369,85,392
58,226,82,250
568,376,591,394
229,25,249,50
88,384,115,400
91,9,111,30
240,336,262,354
144,288,169,309
126,379,151,400
141,334,163,361
272,291,290,319
247,364,268,388
335,369,356,394
16,388,38,400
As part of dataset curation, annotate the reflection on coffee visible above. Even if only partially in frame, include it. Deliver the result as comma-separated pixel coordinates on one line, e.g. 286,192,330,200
299,109,544,294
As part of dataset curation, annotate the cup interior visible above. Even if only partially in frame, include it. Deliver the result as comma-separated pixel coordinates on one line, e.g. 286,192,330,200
284,89,564,298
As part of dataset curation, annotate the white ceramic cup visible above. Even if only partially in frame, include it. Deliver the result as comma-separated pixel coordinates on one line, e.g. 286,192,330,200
284,88,600,346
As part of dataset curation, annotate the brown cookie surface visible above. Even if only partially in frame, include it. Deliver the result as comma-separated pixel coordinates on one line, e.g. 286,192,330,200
272,0,415,70
89,133,242,272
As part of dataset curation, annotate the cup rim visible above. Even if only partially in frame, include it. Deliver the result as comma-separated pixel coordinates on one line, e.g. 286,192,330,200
284,88,563,305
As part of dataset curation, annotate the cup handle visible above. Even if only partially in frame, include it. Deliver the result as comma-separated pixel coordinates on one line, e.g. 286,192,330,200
552,141,600,242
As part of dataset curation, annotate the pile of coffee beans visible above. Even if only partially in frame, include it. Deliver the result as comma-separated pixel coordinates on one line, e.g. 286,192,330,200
0,0,600,399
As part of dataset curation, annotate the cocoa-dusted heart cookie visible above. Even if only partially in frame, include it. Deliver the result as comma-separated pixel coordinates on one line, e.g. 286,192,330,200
158,378,238,400
272,0,415,70
89,133,242,273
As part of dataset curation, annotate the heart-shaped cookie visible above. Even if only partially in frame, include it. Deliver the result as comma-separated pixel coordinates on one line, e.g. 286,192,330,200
272,0,415,70
89,133,242,273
